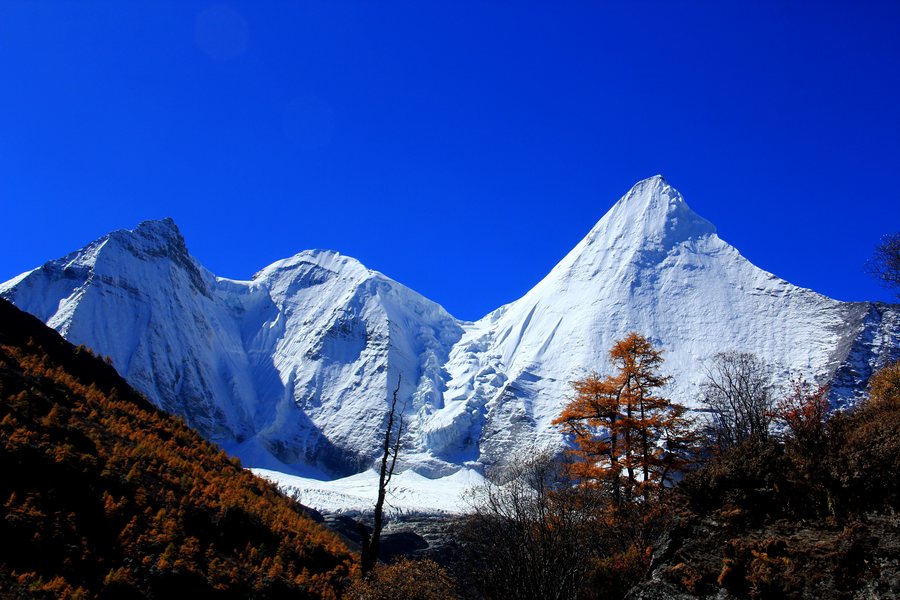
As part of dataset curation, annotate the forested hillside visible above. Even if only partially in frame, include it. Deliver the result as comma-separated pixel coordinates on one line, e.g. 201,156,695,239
0,298,353,599
3,289,899,599
446,335,900,600
627,368,900,599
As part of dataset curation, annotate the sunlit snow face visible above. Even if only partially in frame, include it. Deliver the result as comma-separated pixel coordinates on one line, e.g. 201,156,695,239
2,176,896,503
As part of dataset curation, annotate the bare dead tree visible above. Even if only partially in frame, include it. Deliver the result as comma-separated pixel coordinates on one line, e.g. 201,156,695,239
359,374,404,576
700,351,775,451
866,232,900,296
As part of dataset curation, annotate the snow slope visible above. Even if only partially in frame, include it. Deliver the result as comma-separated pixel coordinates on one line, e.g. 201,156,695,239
420,176,900,467
252,467,485,515
1,219,462,475
1,219,260,442
3,177,898,482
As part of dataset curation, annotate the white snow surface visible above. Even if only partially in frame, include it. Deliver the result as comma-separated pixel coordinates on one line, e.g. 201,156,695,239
252,468,485,514
3,177,898,494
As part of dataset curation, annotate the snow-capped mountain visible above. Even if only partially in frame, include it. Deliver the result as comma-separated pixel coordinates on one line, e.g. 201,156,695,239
423,176,899,467
3,176,897,477
2,219,462,475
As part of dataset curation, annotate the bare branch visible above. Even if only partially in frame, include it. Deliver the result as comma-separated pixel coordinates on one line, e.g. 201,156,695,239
360,373,404,576
700,351,775,450
866,232,900,297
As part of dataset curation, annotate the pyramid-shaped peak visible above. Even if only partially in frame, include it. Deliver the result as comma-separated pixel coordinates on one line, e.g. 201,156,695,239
131,217,185,244
546,177,719,281
134,216,180,233
612,174,683,215
108,217,191,258
587,176,716,247
634,173,670,191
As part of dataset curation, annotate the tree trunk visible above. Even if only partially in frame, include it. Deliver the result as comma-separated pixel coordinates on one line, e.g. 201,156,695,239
360,375,403,576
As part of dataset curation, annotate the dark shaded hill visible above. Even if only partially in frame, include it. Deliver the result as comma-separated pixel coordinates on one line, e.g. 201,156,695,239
627,378,900,600
0,298,354,598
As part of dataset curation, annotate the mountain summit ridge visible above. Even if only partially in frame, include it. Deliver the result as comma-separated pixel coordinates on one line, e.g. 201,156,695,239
2,177,897,477
543,176,718,293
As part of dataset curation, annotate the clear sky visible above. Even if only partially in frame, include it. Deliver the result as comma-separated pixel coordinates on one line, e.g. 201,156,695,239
1,1,898,320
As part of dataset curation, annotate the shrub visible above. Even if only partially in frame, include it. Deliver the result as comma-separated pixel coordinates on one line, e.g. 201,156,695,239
344,558,457,600
868,360,900,407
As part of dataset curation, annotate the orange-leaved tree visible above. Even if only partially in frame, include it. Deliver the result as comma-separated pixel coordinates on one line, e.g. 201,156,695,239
869,361,900,407
553,332,696,504
775,378,830,451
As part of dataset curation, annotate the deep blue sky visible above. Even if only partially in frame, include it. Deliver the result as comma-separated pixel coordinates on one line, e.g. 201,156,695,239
2,2,898,320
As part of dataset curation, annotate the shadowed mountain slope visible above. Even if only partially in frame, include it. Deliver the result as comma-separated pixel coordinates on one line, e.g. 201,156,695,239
0,298,353,598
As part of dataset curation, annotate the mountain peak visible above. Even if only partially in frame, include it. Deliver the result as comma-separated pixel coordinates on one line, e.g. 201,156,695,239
545,177,717,282
101,217,210,296
638,173,669,188
133,216,181,238
126,217,187,251
104,217,195,265
253,248,373,284
609,175,685,221
2,177,898,485
591,176,715,250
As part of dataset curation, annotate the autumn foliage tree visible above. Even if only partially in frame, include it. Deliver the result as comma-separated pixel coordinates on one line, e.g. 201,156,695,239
553,332,696,504
546,333,697,593
775,378,830,451
869,360,900,406
345,557,456,600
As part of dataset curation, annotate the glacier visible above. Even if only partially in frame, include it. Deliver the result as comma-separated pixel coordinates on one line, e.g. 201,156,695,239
3,176,898,481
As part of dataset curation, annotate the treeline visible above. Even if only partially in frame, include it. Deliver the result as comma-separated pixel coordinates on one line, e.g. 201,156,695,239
352,333,900,600
666,361,900,598
2,291,897,599
0,299,353,599
357,233,900,599
440,335,900,600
